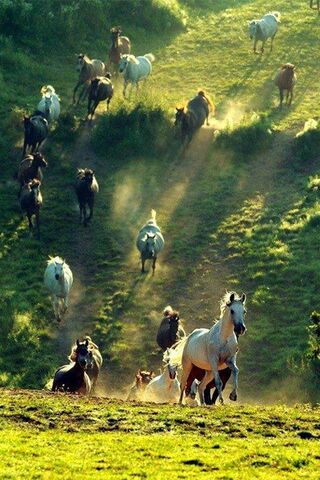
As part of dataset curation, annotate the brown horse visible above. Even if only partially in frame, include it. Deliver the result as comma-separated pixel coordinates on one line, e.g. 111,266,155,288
75,168,99,226
175,91,214,144
108,26,131,73
19,179,43,239
310,0,320,14
87,75,114,120
186,365,232,405
127,370,155,401
17,153,47,195
73,54,106,104
275,63,296,107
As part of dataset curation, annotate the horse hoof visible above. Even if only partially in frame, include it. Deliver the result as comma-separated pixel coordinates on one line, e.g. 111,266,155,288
229,392,237,401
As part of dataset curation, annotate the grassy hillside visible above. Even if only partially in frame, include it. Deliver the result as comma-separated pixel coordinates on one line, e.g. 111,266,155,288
0,0,319,402
0,390,319,479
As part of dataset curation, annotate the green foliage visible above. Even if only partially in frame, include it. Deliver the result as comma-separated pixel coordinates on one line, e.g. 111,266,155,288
215,114,273,156
53,112,81,144
306,311,320,363
293,123,320,163
92,95,176,159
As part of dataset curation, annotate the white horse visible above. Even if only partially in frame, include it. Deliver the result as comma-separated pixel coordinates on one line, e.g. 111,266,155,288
248,12,281,54
185,379,201,406
44,256,73,321
136,209,164,275
119,53,155,97
144,349,180,404
172,292,247,405
37,85,60,122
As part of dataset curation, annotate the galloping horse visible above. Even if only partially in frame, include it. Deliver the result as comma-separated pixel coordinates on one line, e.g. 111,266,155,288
248,12,281,54
17,153,47,195
44,256,73,321
69,336,102,394
119,53,155,97
73,54,106,104
172,292,247,405
127,370,155,401
36,85,60,122
75,168,99,226
87,75,114,119
52,339,92,395
144,349,180,404
109,26,131,73
23,115,48,157
175,91,214,144
136,209,164,274
19,178,43,239
156,305,186,351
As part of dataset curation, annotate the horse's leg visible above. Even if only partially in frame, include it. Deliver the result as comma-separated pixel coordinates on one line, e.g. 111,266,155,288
210,367,232,405
73,81,82,104
179,358,193,405
152,256,157,276
123,80,128,98
261,39,265,53
22,139,28,157
198,371,215,405
253,39,258,54
83,204,88,227
226,356,239,401
53,296,60,321
270,34,276,52
88,198,94,222
141,256,145,273
106,97,111,111
279,89,284,108
35,210,40,240
289,88,293,106
27,211,33,234
78,84,88,105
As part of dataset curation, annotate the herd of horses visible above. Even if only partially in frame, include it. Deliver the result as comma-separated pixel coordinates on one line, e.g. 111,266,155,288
13,5,315,403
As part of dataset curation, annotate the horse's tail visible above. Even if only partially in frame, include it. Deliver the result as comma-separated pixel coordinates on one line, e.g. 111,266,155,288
144,53,155,63
271,11,281,22
169,336,188,366
151,209,156,220
198,90,215,113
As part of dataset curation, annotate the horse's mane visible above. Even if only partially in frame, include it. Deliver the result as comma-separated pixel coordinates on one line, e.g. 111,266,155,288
125,54,138,65
69,336,99,362
219,291,242,317
47,255,64,265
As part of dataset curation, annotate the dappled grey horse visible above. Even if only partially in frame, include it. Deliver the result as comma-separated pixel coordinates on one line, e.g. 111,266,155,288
119,53,155,97
248,12,281,54
136,209,164,275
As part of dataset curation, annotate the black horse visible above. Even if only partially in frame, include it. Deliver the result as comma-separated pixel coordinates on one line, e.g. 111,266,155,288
156,306,186,351
52,339,92,394
23,115,48,157
87,75,114,120
75,168,99,227
19,178,43,239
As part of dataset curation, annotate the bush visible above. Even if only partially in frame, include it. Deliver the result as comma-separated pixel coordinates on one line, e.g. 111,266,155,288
215,114,273,156
293,122,320,163
92,95,176,159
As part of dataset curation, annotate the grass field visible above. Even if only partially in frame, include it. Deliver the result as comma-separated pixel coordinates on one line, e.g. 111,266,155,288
0,389,319,479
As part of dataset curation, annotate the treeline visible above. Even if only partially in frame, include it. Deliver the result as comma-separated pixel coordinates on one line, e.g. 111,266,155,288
0,0,185,51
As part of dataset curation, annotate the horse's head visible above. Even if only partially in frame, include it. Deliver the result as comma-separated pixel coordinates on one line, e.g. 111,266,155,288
136,370,154,389
145,233,157,258
118,54,129,73
84,168,95,186
169,312,180,326
167,363,178,380
174,107,185,126
33,152,48,169
248,20,258,39
188,379,200,400
76,53,85,72
111,26,121,43
225,292,247,336
75,339,92,370
54,258,65,281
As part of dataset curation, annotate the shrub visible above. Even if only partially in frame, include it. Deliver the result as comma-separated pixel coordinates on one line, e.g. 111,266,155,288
53,112,81,143
293,121,320,163
92,95,176,159
214,113,273,156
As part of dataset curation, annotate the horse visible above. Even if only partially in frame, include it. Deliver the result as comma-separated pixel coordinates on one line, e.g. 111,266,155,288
310,0,320,14
87,75,114,120
17,152,47,196
136,209,164,275
23,115,48,157
119,53,155,97
19,179,43,239
43,256,73,322
156,305,186,351
52,339,91,395
108,26,131,74
75,168,99,226
126,370,155,401
144,349,180,404
172,291,247,405
69,336,102,394
274,64,296,108
73,54,106,104
248,12,281,54
36,85,60,123
175,91,214,144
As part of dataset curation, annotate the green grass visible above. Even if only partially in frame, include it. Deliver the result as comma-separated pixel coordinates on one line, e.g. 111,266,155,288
0,390,319,479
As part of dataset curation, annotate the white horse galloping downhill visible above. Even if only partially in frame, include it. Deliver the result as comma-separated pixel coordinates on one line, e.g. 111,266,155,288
37,85,61,123
119,53,155,97
173,292,247,405
44,256,73,322
136,209,164,275
144,349,180,404
248,12,281,54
